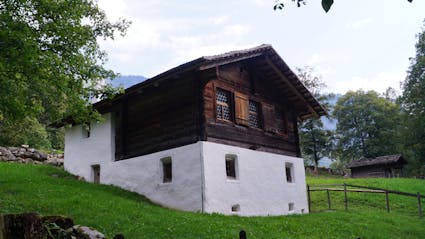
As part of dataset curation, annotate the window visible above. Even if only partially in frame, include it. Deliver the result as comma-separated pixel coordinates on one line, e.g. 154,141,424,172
275,110,288,134
231,204,240,212
216,88,232,122
288,202,295,212
161,157,172,183
82,123,90,138
248,100,261,128
285,163,294,183
225,154,237,179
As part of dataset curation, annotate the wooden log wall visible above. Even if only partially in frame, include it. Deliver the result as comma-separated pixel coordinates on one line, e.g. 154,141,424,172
202,61,300,156
115,73,201,160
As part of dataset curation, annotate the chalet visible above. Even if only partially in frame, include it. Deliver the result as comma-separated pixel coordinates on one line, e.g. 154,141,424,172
60,45,326,216
347,154,407,178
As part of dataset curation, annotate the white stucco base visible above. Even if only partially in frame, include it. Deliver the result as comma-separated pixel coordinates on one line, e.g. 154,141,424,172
64,115,309,216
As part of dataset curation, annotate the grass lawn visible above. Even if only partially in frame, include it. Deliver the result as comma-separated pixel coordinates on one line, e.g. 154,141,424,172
0,163,424,238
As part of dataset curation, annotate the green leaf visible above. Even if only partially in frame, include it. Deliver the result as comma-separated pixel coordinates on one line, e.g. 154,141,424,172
321,0,334,13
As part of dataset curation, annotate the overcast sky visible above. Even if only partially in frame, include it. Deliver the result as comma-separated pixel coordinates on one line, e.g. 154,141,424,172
98,0,425,95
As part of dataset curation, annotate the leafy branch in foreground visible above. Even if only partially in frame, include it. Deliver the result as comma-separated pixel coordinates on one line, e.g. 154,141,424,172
274,0,413,13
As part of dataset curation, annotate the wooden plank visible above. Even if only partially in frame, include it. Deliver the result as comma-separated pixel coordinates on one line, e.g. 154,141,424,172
265,56,318,118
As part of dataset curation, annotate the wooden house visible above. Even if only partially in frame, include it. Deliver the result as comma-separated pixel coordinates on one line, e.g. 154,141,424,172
347,154,407,178
61,45,325,216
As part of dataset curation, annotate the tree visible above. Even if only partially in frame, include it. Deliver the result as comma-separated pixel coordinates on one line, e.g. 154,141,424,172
0,0,129,149
0,0,129,124
297,67,333,173
274,0,413,13
333,90,402,161
400,20,425,175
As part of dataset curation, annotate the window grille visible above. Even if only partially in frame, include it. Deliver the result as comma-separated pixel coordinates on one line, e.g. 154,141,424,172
248,100,261,128
216,88,231,121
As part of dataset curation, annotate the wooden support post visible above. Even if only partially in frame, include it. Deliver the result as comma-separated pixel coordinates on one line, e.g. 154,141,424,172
344,183,348,211
418,192,422,218
385,191,390,213
307,185,311,213
327,189,331,210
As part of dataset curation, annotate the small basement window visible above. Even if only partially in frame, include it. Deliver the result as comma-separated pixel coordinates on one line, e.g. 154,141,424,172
161,157,172,183
231,204,240,212
288,202,295,212
225,154,237,180
82,123,91,138
285,163,294,183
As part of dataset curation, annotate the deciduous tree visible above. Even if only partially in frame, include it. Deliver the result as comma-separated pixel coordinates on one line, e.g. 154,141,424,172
297,67,334,173
400,20,425,175
333,90,402,161
0,0,129,149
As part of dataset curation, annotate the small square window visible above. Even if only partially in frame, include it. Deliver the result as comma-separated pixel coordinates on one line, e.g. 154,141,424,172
161,157,172,183
231,204,240,212
285,163,294,183
225,154,237,179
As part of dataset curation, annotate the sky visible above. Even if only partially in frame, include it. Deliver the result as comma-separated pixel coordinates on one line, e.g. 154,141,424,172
98,0,425,95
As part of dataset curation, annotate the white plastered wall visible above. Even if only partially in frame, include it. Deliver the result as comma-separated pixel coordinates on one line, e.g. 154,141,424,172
64,115,308,216
64,116,203,212
201,141,309,216
64,113,114,181
101,143,203,212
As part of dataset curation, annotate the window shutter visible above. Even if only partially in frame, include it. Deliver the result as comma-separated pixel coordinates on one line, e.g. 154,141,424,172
262,103,276,133
234,91,249,126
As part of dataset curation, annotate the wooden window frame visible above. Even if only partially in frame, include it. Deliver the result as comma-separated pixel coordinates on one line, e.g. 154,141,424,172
248,100,262,129
225,154,237,180
215,87,233,123
285,162,294,183
275,107,289,136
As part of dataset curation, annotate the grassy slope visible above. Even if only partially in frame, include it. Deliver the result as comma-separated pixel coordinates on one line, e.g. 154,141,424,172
0,163,424,239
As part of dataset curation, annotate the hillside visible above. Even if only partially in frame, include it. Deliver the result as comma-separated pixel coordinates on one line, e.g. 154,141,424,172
0,163,424,238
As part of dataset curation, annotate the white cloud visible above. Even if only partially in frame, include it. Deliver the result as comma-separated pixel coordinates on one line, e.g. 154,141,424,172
346,17,374,29
331,71,405,95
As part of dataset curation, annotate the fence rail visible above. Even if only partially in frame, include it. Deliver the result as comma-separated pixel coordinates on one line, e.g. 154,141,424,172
307,183,423,217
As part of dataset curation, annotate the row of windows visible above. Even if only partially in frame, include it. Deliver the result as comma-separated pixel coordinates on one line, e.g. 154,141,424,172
215,88,288,134
160,155,295,184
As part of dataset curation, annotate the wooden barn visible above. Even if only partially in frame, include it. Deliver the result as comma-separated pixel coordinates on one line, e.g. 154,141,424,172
59,44,326,216
347,154,407,178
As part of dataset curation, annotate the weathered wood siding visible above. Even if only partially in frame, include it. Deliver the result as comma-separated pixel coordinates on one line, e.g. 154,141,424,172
202,61,300,156
115,74,201,160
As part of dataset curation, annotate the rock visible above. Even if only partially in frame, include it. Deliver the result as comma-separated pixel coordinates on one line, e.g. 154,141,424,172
0,147,16,161
21,144,29,148
72,225,105,239
1,213,43,239
29,148,35,153
42,215,74,230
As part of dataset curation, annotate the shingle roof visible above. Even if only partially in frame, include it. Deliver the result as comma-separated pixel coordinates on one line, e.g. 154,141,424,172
347,154,407,168
52,44,326,127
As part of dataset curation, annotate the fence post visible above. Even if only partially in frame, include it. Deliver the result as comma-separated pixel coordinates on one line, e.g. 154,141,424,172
385,191,390,213
344,183,348,211
327,189,331,210
239,230,247,239
418,192,422,218
307,185,311,213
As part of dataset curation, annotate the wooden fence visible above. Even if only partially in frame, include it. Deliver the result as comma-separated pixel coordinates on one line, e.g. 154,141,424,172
307,183,424,217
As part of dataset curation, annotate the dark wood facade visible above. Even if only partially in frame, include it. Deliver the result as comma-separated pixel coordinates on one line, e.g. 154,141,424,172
92,45,326,160
347,155,407,178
